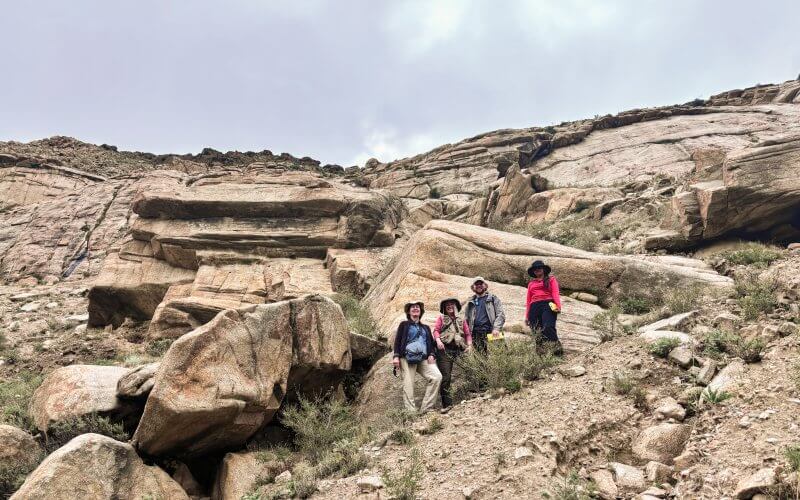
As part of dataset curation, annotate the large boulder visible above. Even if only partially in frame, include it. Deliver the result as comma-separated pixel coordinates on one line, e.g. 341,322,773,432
116,362,160,399
10,434,188,500
213,452,278,500
363,220,731,351
133,295,350,457
29,365,139,432
632,423,691,465
0,425,41,470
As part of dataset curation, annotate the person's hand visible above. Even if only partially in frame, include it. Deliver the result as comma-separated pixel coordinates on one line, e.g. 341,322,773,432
427,355,436,364
491,330,501,338
436,338,445,351
392,357,400,368
465,344,473,353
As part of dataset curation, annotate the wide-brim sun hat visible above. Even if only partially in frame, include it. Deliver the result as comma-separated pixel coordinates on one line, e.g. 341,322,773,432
527,260,552,277
439,298,462,314
404,300,425,317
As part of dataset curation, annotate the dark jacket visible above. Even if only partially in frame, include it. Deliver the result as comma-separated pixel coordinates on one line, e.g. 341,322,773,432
393,320,435,359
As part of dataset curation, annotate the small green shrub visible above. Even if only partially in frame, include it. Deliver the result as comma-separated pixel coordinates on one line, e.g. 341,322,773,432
735,274,778,320
418,416,443,436
702,330,764,363
0,462,36,499
609,371,647,410
0,372,43,432
456,340,558,395
721,243,783,267
389,428,415,445
146,338,174,357
620,297,652,315
289,462,318,499
428,187,441,199
785,444,800,472
661,284,705,315
45,413,129,452
591,305,628,340
332,293,380,337
702,387,732,404
315,440,369,477
542,471,598,500
383,449,423,500
648,338,682,358
281,397,360,464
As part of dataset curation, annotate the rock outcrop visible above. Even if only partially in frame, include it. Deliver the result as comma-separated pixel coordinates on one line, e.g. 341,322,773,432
133,294,350,457
10,434,189,500
0,425,41,470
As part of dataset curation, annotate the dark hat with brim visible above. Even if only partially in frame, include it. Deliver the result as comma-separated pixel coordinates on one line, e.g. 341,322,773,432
439,298,462,314
527,260,552,277
404,301,425,317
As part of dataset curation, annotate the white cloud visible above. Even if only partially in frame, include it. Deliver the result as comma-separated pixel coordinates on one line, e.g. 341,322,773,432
351,124,442,167
383,0,476,58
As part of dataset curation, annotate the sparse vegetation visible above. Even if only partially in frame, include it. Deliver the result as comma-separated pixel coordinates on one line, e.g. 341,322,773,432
456,340,559,396
146,338,174,357
382,448,424,500
315,439,369,477
281,396,361,464
389,428,415,445
720,242,784,267
785,444,800,472
542,471,598,500
332,293,380,338
428,186,441,199
419,416,443,436
735,274,778,321
288,462,318,499
661,283,705,315
609,371,647,410
619,297,652,315
0,462,37,499
493,217,621,252
648,337,682,358
702,329,765,363
45,413,129,452
701,387,732,404
591,305,629,340
0,371,43,432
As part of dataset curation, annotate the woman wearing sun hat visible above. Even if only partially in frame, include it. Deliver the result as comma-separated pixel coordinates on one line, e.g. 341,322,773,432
525,260,563,354
432,298,472,412
392,300,442,413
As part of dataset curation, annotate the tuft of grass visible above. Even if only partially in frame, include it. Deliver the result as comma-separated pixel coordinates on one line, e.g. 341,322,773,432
315,440,369,477
382,448,424,500
661,284,705,315
591,305,629,340
609,371,647,410
428,186,441,199
542,471,598,500
734,272,778,321
648,337,682,358
785,444,800,472
389,428,415,445
721,243,783,267
145,338,174,357
701,387,732,404
45,413,129,452
281,396,361,464
494,217,621,252
0,371,43,432
619,297,653,315
418,416,443,436
701,329,764,363
456,340,559,396
332,293,380,337
0,462,37,499
288,462,318,499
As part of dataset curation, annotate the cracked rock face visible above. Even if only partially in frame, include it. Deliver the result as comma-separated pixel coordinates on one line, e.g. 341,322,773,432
132,294,350,458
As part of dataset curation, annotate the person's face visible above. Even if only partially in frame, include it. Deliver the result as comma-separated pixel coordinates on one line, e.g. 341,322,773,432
533,268,544,278
445,302,456,314
409,304,421,318
472,281,487,294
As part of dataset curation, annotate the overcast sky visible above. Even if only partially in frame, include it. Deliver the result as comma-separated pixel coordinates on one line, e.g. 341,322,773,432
1,1,799,166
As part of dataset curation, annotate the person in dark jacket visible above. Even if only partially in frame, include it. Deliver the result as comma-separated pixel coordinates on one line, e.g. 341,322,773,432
392,301,442,413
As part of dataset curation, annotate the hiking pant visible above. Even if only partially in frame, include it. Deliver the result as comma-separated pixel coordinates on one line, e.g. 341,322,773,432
528,300,559,342
436,346,462,408
472,328,491,354
399,358,442,413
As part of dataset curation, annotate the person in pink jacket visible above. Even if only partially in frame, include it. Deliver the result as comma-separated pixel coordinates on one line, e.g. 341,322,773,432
525,260,563,354
432,298,472,412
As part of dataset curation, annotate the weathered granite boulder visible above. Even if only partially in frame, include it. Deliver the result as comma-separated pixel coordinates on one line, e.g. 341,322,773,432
116,362,160,399
0,425,41,470
133,295,350,457
632,423,691,464
29,365,139,432
213,452,279,500
10,434,188,500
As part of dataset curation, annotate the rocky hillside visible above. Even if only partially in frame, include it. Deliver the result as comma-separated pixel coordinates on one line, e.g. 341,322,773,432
0,78,799,500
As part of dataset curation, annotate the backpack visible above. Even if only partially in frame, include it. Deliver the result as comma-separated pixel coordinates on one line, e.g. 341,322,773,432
404,324,428,364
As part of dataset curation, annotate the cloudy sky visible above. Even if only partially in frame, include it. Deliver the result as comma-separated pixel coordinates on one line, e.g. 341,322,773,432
2,1,799,166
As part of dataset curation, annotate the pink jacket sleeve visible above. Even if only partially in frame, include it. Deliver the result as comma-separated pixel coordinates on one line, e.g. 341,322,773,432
462,319,472,344
525,281,533,321
432,316,444,339
551,277,562,311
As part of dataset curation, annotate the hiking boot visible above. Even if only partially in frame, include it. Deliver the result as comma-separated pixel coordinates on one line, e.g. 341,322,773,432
439,406,452,414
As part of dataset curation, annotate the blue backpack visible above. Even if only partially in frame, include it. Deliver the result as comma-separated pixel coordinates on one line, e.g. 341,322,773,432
405,324,428,364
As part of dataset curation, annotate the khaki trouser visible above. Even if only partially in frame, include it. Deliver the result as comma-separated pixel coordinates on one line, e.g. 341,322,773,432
399,358,442,413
